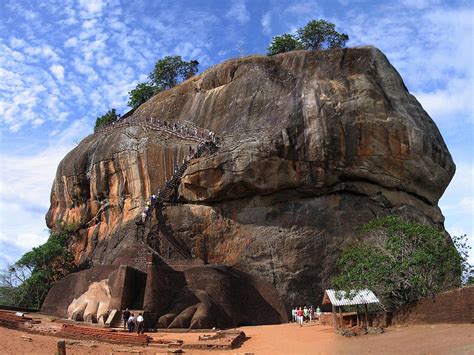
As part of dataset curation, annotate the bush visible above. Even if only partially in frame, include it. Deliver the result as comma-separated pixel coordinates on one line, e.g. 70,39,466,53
267,34,303,56
95,108,119,129
127,56,199,109
267,18,349,56
333,216,464,310
297,19,349,51
128,83,161,109
149,56,199,91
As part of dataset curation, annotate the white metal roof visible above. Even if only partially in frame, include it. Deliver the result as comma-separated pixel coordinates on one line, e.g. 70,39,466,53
323,289,380,306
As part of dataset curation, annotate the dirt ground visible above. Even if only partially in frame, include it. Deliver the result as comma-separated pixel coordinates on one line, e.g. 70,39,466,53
1,322,473,354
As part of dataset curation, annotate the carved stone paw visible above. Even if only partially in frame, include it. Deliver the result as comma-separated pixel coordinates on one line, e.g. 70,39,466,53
67,279,111,324
157,289,222,329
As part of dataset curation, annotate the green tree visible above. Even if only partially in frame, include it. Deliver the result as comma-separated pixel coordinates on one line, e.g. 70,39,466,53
451,234,473,285
333,216,463,310
267,34,304,56
127,83,161,109
297,19,349,51
148,56,199,90
94,108,119,129
0,223,78,308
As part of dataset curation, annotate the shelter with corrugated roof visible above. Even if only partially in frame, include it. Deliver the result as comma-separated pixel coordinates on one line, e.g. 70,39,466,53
322,289,384,330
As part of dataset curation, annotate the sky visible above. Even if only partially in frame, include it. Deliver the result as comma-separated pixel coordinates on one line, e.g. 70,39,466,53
0,0,473,269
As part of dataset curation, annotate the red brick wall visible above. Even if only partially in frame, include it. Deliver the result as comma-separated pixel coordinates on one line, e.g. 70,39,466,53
391,287,474,325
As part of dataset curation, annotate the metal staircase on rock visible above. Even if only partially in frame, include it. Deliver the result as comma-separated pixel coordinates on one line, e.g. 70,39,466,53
135,137,219,259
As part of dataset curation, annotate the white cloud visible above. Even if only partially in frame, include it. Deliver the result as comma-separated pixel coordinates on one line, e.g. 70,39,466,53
226,0,250,24
0,119,93,258
64,37,78,47
285,1,319,15
50,64,65,81
79,0,106,16
400,0,441,9
9,37,25,48
261,12,272,35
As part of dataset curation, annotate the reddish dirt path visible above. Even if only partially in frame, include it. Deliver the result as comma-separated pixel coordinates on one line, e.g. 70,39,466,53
1,322,473,354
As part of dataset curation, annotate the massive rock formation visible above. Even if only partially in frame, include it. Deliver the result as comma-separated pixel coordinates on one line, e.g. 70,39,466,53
44,46,455,325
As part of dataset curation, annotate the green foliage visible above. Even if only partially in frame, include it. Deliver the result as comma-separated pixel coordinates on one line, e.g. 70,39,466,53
267,19,349,56
333,216,463,310
451,234,473,285
0,223,78,309
127,56,199,108
127,83,161,109
267,34,303,56
94,108,120,129
297,19,349,51
148,56,199,90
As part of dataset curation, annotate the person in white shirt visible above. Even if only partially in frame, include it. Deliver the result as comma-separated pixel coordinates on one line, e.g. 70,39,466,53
136,313,144,334
127,313,135,332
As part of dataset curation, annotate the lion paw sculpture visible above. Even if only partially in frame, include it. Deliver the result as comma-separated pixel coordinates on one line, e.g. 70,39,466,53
67,279,111,324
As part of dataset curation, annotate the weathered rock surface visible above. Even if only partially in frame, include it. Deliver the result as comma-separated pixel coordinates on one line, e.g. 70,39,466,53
46,47,455,315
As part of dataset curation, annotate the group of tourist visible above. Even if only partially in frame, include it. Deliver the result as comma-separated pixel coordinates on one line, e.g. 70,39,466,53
138,138,217,226
107,115,219,145
292,305,321,327
121,309,145,334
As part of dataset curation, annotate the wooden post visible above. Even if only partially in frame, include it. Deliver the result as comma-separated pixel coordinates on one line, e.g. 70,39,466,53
339,306,343,329
356,304,360,327
57,339,66,355
364,304,369,332
332,304,337,330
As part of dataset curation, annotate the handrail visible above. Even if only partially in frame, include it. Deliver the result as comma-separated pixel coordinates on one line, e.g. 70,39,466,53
135,137,219,258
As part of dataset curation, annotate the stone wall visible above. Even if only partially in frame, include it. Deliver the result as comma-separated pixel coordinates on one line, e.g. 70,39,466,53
390,287,474,325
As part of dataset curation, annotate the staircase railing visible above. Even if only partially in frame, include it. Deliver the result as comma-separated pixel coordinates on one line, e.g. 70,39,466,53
135,133,219,258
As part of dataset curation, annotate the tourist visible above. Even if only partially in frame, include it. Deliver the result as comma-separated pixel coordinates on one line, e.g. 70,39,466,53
303,306,309,322
309,306,314,322
291,307,297,323
297,307,304,327
141,211,147,223
316,306,321,321
127,313,135,332
136,313,144,334
121,308,130,330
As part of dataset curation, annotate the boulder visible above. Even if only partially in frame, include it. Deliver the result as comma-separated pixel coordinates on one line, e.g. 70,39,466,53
45,46,455,318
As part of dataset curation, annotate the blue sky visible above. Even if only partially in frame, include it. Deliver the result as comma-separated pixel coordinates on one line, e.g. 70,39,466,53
0,0,473,268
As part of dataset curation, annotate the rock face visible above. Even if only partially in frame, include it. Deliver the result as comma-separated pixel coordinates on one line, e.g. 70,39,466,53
45,47,455,319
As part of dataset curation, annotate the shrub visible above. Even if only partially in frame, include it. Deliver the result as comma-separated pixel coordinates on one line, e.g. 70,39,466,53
95,108,119,129
333,216,463,310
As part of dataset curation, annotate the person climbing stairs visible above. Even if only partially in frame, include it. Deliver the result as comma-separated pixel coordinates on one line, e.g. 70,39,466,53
135,133,219,257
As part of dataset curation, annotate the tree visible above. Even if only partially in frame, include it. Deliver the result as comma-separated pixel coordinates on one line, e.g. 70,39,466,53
266,19,349,56
148,56,199,90
451,234,473,285
297,19,349,51
128,83,161,109
0,223,78,308
94,108,119,129
126,56,199,109
267,34,303,56
333,216,463,310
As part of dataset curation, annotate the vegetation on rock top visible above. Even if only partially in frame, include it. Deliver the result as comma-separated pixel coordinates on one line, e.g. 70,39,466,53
267,19,349,56
128,55,199,109
94,108,120,129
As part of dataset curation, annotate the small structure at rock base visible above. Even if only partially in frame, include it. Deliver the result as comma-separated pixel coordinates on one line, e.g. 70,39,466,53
322,289,385,332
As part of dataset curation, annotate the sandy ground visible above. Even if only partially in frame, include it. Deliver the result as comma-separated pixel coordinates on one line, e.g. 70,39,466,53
1,322,473,354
